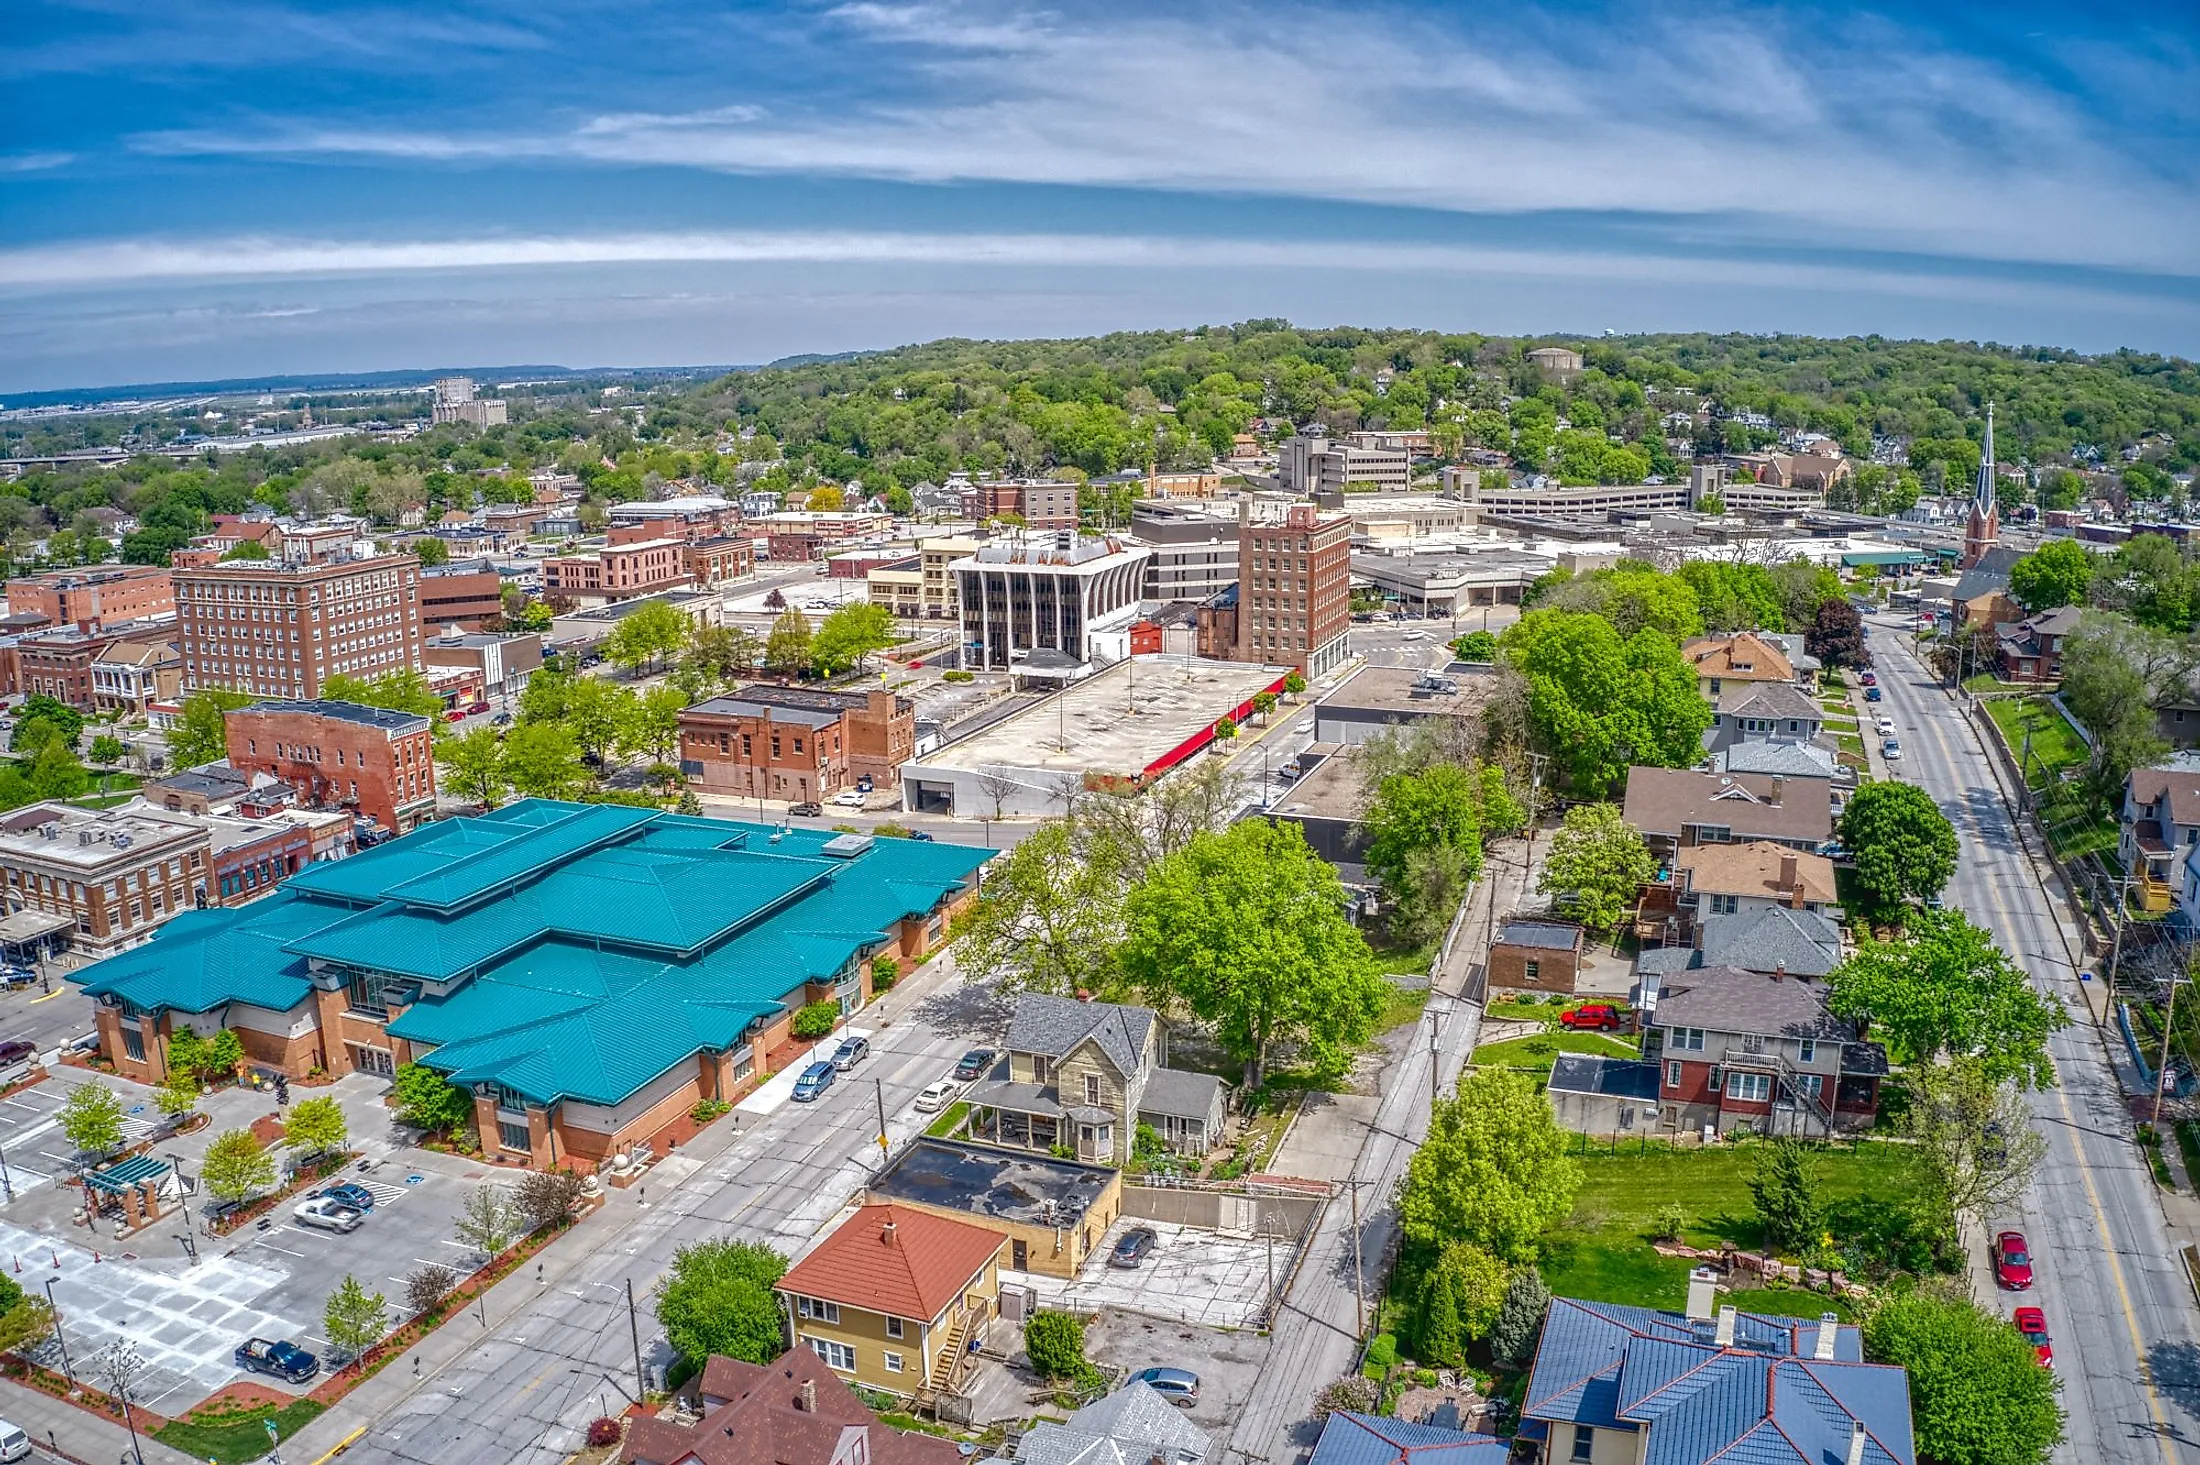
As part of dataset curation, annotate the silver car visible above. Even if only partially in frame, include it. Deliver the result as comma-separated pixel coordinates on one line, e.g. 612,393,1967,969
293,1197,364,1233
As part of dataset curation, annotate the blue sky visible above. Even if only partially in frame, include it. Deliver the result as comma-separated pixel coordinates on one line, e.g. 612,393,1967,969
3,0,2197,392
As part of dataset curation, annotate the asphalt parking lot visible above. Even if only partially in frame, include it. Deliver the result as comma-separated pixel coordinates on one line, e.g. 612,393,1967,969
1084,1306,1272,1436
0,1075,163,1201
1018,1218,1278,1330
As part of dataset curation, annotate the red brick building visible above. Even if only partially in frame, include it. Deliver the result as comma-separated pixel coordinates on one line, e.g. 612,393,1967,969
687,537,755,587
419,563,507,629
976,479,1080,530
678,687,916,801
1236,502,1352,677
17,622,177,713
224,700,438,832
3,565,174,631
541,539,691,602
175,555,424,698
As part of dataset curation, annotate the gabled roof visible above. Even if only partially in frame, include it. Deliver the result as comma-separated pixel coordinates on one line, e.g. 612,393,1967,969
1305,1412,1509,1465
1650,964,1851,1039
1675,841,1836,905
778,1204,1004,1322
1005,994,1155,1078
1712,740,1840,780
1017,1382,1214,1465
1715,681,1823,724
1683,634,1793,683
624,1347,960,1465
1623,769,1832,844
2128,768,2200,829
1137,1067,1227,1122
1523,1297,1914,1465
1696,905,1843,979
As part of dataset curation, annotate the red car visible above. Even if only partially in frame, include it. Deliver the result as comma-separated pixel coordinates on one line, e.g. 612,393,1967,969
1859,672,1877,686
1560,1004,1625,1032
1993,1230,2034,1290
2013,1306,2052,1367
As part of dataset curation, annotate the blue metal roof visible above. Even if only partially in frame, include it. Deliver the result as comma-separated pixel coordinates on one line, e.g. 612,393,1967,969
1307,1414,1509,1465
70,800,992,1108
1523,1297,1914,1465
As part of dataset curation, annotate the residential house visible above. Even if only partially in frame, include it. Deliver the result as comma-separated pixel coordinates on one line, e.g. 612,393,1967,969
1303,1413,1508,1465
1673,842,1835,922
1638,964,1885,1135
776,1203,1006,1401
1621,769,1834,855
1704,682,1826,757
2122,767,2200,912
1017,1382,1216,1465
1517,1292,1914,1465
1709,736,1843,782
1683,632,1798,701
1486,920,1585,995
1994,605,2082,682
963,995,1228,1162
620,1347,963,1465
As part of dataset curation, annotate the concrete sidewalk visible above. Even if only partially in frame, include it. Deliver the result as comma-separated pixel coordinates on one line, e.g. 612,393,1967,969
0,1374,198,1465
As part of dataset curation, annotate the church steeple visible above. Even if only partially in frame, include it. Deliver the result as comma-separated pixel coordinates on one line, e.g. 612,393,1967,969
1962,402,2000,569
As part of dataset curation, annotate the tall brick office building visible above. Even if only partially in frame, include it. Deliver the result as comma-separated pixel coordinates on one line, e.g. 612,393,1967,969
3,565,174,631
175,555,424,698
1236,502,1352,677
225,701,438,833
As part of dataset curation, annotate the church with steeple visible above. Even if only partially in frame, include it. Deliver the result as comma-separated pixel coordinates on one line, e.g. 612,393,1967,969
1961,403,1999,569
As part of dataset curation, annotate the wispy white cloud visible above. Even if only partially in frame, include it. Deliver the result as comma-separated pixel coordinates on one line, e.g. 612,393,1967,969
0,152,75,173
121,2,2200,275
0,227,2178,322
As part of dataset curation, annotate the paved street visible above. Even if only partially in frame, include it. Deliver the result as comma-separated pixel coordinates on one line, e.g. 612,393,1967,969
1870,613,2200,1465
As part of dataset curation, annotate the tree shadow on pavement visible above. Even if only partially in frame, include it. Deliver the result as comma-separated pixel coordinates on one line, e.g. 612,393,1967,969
907,981,1013,1039
2147,1339,2200,1426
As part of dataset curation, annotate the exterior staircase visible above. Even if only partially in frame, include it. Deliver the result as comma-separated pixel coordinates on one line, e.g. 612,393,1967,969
928,1302,978,1393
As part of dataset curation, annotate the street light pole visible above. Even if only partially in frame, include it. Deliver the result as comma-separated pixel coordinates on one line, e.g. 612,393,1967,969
41,1279,71,1385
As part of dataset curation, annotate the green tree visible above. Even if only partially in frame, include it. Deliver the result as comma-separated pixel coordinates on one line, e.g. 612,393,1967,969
810,601,895,676
1903,1058,2050,1229
1023,1310,1088,1380
321,669,445,720
154,1065,199,1123
1487,1264,1552,1369
1839,781,1960,908
2006,539,2096,612
1364,762,1521,944
392,1062,474,1137
1770,561,1844,631
27,740,88,801
1251,690,1278,721
1863,1292,2064,1465
501,723,585,799
1118,820,1389,1088
220,539,271,561
284,1096,349,1157
763,609,813,674
1399,1068,1580,1262
1214,715,1237,741
201,1128,276,1204
1500,610,1711,796
11,695,83,753
1536,802,1657,930
620,684,689,765
441,725,508,807
952,820,1126,997
322,1275,389,1361
166,1026,211,1081
1452,629,1499,662
1282,671,1306,697
59,1083,125,1158
1695,491,1725,515
410,537,451,567
208,1027,243,1074
655,1239,789,1369
604,600,689,673
684,624,762,685
1747,1137,1824,1253
1411,1241,1509,1367
453,1183,523,1256
1545,563,1703,641
87,734,126,766
1827,910,2067,1089
0,1288,56,1358
167,689,254,769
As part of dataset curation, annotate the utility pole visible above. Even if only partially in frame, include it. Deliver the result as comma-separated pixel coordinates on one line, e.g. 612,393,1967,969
2107,876,2135,992
2157,964,2189,1123
1524,752,1549,857
42,1279,71,1385
1428,1006,1441,1112
1347,1180,1365,1340
874,1078,890,1163
626,1278,647,1401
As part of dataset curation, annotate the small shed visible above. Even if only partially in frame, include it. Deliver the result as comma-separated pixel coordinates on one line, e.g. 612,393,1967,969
1136,1069,1230,1155
1546,1054,1663,1136
1486,919,1585,994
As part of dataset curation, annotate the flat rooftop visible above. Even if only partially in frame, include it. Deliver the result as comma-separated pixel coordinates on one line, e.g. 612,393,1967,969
1320,664,1497,717
1269,746,1364,822
869,1138,1117,1227
916,655,1287,779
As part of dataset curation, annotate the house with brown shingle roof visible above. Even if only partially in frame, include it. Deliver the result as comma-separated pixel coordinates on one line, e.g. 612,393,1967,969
775,1203,1008,1400
1674,841,1836,920
1682,632,1798,701
622,1346,964,1465
1622,768,1834,855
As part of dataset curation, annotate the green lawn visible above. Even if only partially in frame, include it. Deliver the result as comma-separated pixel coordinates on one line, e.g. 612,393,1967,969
1540,1141,1920,1315
1486,997,1567,1023
1471,1029,1639,1077
1377,982,1432,1032
924,1101,969,1138
1984,697,2116,860
156,1399,325,1465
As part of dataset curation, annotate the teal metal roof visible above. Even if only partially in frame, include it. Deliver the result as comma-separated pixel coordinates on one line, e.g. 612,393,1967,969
1840,550,1926,567
69,800,992,1109
86,1155,170,1193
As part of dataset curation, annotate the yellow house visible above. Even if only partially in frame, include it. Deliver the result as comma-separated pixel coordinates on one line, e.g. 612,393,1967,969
777,1203,1007,1400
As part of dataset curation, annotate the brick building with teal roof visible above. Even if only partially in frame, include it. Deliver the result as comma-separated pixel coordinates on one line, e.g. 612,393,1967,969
72,800,990,1170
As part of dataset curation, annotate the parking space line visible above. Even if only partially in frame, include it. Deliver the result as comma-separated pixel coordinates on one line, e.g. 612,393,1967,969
2,1096,47,1111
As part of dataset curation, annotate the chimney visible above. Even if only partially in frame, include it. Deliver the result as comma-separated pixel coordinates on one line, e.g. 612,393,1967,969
1685,1267,1718,1322
1847,1420,1868,1465
1815,1311,1840,1360
1773,964,1785,982
1779,851,1797,892
1768,776,1785,804
1714,1304,1737,1346
881,1219,897,1244
799,1378,816,1413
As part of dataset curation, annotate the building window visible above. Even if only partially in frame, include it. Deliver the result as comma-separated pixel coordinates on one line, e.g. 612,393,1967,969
497,1120,531,1152
884,1350,904,1374
122,1027,146,1062
347,970,404,1019
1666,1061,1682,1089
795,1296,841,1323
1672,1027,1705,1052
885,1316,904,1339
1729,1072,1772,1103
1524,959,1540,981
806,1338,856,1372
1708,1065,1723,1094
1798,1039,1817,1064
1571,1425,1595,1462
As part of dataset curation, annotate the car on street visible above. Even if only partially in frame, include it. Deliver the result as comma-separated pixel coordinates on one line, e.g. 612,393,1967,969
1560,1004,1625,1031
442,708,467,723
1128,1367,1200,1407
1876,717,1896,735
1859,672,1877,685
234,1337,319,1383
792,1060,837,1102
491,711,513,725
831,1035,870,1070
2014,1306,2053,1367
1865,687,1883,702
1881,737,1901,760
1993,1230,2034,1290
0,1041,35,1068
789,801,824,817
831,789,865,807
312,1181,375,1212
294,1197,364,1233
914,1079,962,1112
0,1419,29,1462
953,1049,995,1081
1108,1227,1159,1269
907,830,935,841
0,968,36,990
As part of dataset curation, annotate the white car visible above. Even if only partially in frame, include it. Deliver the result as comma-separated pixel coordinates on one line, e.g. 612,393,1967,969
914,1079,962,1113
1876,717,1896,735
293,1197,364,1233
1401,630,1426,641
831,789,866,807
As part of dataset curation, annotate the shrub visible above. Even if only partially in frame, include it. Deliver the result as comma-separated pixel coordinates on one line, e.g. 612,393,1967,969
513,1168,587,1232
1313,1374,1380,1421
690,1097,731,1124
587,1417,623,1448
871,955,900,993
1363,1334,1398,1370
941,669,974,682
1024,1310,1086,1379
1652,1202,1688,1242
791,1002,840,1040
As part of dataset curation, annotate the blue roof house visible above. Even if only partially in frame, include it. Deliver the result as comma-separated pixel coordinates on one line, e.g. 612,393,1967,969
1519,1285,1914,1465
72,800,989,1169
1306,1412,1508,1465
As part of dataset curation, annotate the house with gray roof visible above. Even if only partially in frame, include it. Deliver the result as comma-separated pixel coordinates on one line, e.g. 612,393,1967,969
1016,1381,1212,1465
1519,1293,1914,1465
1638,904,1844,982
1635,963,1885,1136
965,994,1228,1162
